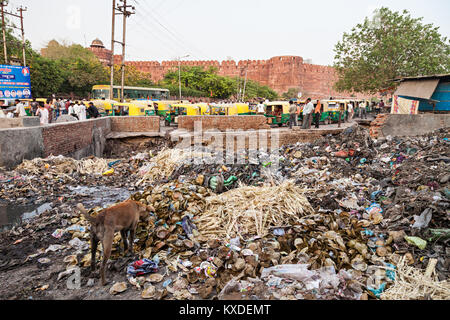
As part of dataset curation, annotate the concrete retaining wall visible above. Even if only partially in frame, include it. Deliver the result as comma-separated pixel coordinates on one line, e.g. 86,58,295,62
0,117,40,129
0,116,160,168
370,114,450,138
0,126,44,168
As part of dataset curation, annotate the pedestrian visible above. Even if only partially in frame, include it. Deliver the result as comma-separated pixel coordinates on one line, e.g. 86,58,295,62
153,102,159,116
79,102,87,120
0,100,6,118
257,100,265,115
14,99,27,117
68,103,78,119
45,99,53,123
65,99,71,114
30,98,39,116
73,101,81,120
58,99,66,115
378,100,385,114
295,102,301,127
302,98,314,129
314,100,322,129
87,102,100,118
359,101,367,119
288,100,297,129
375,101,381,115
347,102,354,122
338,103,344,128
36,103,49,125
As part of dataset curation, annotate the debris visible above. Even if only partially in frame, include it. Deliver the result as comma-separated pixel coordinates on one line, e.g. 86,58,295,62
404,236,427,250
141,285,156,299
127,259,159,277
381,258,450,300
109,282,128,295
196,181,314,239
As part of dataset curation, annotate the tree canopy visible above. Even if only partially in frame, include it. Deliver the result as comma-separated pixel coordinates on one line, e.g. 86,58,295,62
2,23,278,100
162,66,278,100
333,7,450,94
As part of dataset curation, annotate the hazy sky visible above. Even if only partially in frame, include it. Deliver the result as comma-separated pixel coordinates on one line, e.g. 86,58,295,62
6,0,450,65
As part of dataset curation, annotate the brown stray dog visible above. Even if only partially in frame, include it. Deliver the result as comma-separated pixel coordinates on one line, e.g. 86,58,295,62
77,200,153,286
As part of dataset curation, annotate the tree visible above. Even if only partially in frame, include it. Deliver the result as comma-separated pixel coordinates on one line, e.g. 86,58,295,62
282,88,301,100
112,65,154,87
162,66,278,100
29,55,65,97
333,7,450,94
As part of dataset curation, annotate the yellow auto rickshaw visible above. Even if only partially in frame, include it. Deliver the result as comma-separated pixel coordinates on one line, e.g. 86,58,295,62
165,103,200,126
196,103,210,115
152,100,180,117
235,103,250,115
265,101,290,126
130,100,156,116
322,100,347,123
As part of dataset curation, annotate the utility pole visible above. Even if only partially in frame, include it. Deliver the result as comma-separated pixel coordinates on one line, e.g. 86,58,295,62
116,0,135,102
0,1,28,66
110,0,116,101
1,1,7,64
18,6,26,66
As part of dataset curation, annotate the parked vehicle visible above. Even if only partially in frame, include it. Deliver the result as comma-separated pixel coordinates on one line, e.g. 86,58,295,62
265,101,290,126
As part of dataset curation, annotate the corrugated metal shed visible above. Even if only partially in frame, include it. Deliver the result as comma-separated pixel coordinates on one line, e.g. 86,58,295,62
394,74,450,112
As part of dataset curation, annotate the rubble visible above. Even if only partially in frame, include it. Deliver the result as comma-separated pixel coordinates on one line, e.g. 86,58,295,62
0,124,449,300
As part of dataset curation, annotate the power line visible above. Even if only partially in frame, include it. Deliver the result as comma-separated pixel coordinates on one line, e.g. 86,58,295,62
128,1,193,58
131,0,212,60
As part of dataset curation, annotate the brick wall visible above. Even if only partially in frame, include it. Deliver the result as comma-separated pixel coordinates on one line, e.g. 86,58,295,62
41,118,110,157
178,116,270,131
110,116,160,133
369,114,389,138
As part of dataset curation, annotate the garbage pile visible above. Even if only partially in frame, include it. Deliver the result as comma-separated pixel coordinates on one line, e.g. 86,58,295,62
196,181,314,239
0,124,449,300
380,257,450,300
16,155,113,177
0,155,140,204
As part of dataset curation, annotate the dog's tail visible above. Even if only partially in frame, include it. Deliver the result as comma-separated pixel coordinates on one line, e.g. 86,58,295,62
77,203,95,223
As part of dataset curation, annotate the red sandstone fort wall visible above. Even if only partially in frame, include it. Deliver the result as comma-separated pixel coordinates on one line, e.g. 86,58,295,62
93,50,371,99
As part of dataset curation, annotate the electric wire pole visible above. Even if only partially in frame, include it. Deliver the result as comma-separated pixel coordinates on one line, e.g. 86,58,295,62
18,6,26,66
0,1,28,66
116,0,135,102
1,1,7,64
110,0,116,101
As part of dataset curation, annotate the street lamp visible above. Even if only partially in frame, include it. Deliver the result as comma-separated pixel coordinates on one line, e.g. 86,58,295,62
177,54,189,101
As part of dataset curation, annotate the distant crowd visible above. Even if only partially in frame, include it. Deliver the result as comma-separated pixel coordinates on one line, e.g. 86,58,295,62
0,98,100,125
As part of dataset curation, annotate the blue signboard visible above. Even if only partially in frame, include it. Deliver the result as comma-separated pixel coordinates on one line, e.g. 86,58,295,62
0,64,32,99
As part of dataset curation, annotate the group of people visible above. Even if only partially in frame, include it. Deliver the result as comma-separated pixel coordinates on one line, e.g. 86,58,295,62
288,98,322,130
0,97,100,125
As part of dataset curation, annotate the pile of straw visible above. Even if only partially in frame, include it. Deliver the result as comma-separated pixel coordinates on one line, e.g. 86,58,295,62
381,257,450,300
137,148,212,185
196,180,314,239
17,156,113,177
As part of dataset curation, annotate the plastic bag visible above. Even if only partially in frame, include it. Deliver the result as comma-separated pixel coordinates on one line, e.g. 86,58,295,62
404,236,427,250
261,264,314,282
412,208,432,229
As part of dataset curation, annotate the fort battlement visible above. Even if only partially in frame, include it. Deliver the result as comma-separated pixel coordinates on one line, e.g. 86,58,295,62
88,39,370,99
